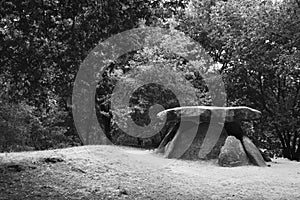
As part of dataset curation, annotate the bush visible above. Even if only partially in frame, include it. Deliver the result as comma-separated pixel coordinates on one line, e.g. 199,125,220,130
0,99,80,152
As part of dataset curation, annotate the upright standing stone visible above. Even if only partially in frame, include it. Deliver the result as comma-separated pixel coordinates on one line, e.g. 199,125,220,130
242,136,267,167
218,136,249,167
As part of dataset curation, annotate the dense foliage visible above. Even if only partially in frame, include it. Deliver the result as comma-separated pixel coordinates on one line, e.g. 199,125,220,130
0,0,299,160
0,0,158,151
181,0,300,160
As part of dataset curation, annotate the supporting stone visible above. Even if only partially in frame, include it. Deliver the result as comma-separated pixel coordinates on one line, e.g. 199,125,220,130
218,136,249,167
242,136,267,167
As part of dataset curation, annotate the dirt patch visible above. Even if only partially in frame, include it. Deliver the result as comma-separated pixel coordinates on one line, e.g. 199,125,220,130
40,157,65,164
0,163,37,173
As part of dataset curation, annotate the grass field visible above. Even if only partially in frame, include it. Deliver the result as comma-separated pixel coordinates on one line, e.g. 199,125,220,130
0,145,299,200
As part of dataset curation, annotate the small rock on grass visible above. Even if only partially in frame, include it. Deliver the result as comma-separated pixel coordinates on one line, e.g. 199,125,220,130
41,157,64,164
117,186,129,196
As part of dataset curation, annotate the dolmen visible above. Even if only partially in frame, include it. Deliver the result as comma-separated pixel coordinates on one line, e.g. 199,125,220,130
156,106,268,167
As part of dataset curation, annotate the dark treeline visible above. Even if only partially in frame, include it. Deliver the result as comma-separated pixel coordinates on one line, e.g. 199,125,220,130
0,0,299,160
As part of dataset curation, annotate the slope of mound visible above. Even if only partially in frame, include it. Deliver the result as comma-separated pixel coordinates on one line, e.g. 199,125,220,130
0,145,299,200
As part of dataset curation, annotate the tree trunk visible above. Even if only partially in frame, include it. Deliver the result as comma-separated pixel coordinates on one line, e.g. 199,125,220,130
295,148,300,161
282,133,300,161
292,138,300,161
137,138,142,147
282,147,291,159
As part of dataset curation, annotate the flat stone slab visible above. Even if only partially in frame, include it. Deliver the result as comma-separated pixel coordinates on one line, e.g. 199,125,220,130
157,106,261,122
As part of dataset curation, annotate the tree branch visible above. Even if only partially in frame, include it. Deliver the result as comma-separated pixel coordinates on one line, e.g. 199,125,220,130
275,125,286,149
295,0,300,8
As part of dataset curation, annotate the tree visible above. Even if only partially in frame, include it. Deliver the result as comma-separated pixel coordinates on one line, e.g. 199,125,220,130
182,0,300,160
94,26,212,148
0,0,161,151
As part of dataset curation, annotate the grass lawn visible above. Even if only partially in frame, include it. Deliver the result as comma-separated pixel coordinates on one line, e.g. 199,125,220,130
0,145,299,200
